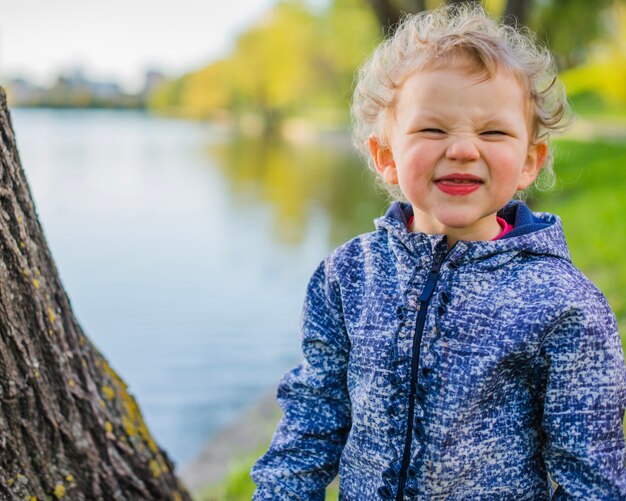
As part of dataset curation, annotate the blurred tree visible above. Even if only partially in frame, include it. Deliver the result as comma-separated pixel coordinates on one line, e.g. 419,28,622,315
364,0,619,70
503,0,530,25
367,0,423,35
229,1,320,133
531,0,616,69
560,0,626,106
182,61,233,117
147,77,187,114
365,0,530,34
317,0,381,111
447,0,480,5
0,90,190,500
147,0,620,128
148,0,380,132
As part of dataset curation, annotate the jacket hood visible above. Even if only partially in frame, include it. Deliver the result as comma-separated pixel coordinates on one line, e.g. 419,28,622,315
374,200,571,268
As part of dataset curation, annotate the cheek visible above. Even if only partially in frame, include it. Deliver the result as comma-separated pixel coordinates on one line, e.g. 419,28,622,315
489,156,530,197
396,143,438,176
487,145,527,175
396,161,430,192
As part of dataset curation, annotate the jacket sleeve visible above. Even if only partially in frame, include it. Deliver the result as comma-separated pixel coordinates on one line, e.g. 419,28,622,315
251,257,351,500
537,286,626,499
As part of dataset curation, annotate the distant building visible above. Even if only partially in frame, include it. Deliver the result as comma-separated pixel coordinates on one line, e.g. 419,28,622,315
91,81,124,101
3,68,150,109
64,68,90,89
5,78,43,106
142,70,166,97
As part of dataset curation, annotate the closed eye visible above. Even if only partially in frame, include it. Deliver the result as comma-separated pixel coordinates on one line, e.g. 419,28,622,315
480,130,507,136
421,128,446,134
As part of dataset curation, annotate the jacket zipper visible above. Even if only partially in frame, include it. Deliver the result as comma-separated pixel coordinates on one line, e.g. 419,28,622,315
395,247,448,500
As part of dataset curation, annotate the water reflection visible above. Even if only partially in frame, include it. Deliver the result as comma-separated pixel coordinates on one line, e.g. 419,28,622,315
208,134,388,247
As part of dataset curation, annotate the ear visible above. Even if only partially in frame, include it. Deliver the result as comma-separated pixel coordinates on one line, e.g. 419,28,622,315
368,136,398,185
518,142,548,190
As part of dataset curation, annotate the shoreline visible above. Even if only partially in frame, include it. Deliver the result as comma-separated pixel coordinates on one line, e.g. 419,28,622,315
179,391,280,494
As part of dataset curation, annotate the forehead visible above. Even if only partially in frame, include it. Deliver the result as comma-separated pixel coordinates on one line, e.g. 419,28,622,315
394,61,530,123
408,49,526,89
400,62,523,97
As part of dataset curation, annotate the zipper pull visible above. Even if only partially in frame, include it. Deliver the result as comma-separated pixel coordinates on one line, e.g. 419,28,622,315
419,253,444,302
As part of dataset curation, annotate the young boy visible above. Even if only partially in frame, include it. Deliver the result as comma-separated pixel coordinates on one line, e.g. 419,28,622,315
251,5,626,499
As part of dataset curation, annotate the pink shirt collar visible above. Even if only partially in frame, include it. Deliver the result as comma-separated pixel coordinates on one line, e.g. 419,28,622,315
405,216,514,241
493,216,514,240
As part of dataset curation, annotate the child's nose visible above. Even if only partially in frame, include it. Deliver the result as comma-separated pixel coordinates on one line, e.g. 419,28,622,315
446,136,480,162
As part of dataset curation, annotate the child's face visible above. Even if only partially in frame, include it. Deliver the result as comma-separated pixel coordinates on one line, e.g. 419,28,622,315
369,63,547,243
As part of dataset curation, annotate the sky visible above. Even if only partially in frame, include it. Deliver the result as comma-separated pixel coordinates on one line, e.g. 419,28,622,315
0,0,326,92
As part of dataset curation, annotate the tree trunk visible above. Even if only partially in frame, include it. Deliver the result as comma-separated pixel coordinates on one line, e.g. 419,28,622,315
0,88,190,500
366,0,427,36
405,0,426,13
367,0,404,36
504,0,530,26
446,0,481,6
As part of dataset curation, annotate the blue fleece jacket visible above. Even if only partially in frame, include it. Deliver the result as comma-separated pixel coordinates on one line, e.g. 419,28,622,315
251,201,626,500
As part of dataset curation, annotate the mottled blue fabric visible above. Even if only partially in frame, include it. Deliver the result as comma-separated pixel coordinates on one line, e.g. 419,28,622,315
251,200,626,500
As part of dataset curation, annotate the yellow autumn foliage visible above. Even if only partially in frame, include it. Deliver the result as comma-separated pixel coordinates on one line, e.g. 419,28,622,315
561,2,626,105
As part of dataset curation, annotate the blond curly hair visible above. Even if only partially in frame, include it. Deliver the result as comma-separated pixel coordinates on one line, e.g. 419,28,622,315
351,4,570,200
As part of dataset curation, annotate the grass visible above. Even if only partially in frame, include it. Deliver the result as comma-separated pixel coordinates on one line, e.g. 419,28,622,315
195,450,262,500
197,137,626,500
193,445,339,500
568,93,626,125
533,138,626,341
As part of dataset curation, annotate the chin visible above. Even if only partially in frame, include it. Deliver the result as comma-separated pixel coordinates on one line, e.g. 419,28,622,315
437,215,478,229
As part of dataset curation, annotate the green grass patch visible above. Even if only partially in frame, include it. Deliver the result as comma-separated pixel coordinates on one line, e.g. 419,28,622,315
194,449,263,501
534,138,626,344
193,444,339,501
568,93,626,124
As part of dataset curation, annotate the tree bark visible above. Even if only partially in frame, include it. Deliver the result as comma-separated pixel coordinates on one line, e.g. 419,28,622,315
366,0,427,36
404,0,426,15
504,0,530,26
446,0,480,6
367,0,404,36
0,88,190,500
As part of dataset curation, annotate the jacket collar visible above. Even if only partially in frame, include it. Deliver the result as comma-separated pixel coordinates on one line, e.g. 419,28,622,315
375,200,571,269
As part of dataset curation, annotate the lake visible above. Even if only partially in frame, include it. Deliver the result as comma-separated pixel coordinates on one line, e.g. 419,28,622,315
9,108,387,467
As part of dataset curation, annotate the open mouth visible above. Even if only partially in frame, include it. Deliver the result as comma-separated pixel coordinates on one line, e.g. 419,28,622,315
434,174,483,195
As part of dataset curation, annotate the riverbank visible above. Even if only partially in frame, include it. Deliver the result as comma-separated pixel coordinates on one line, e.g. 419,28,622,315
179,391,280,496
